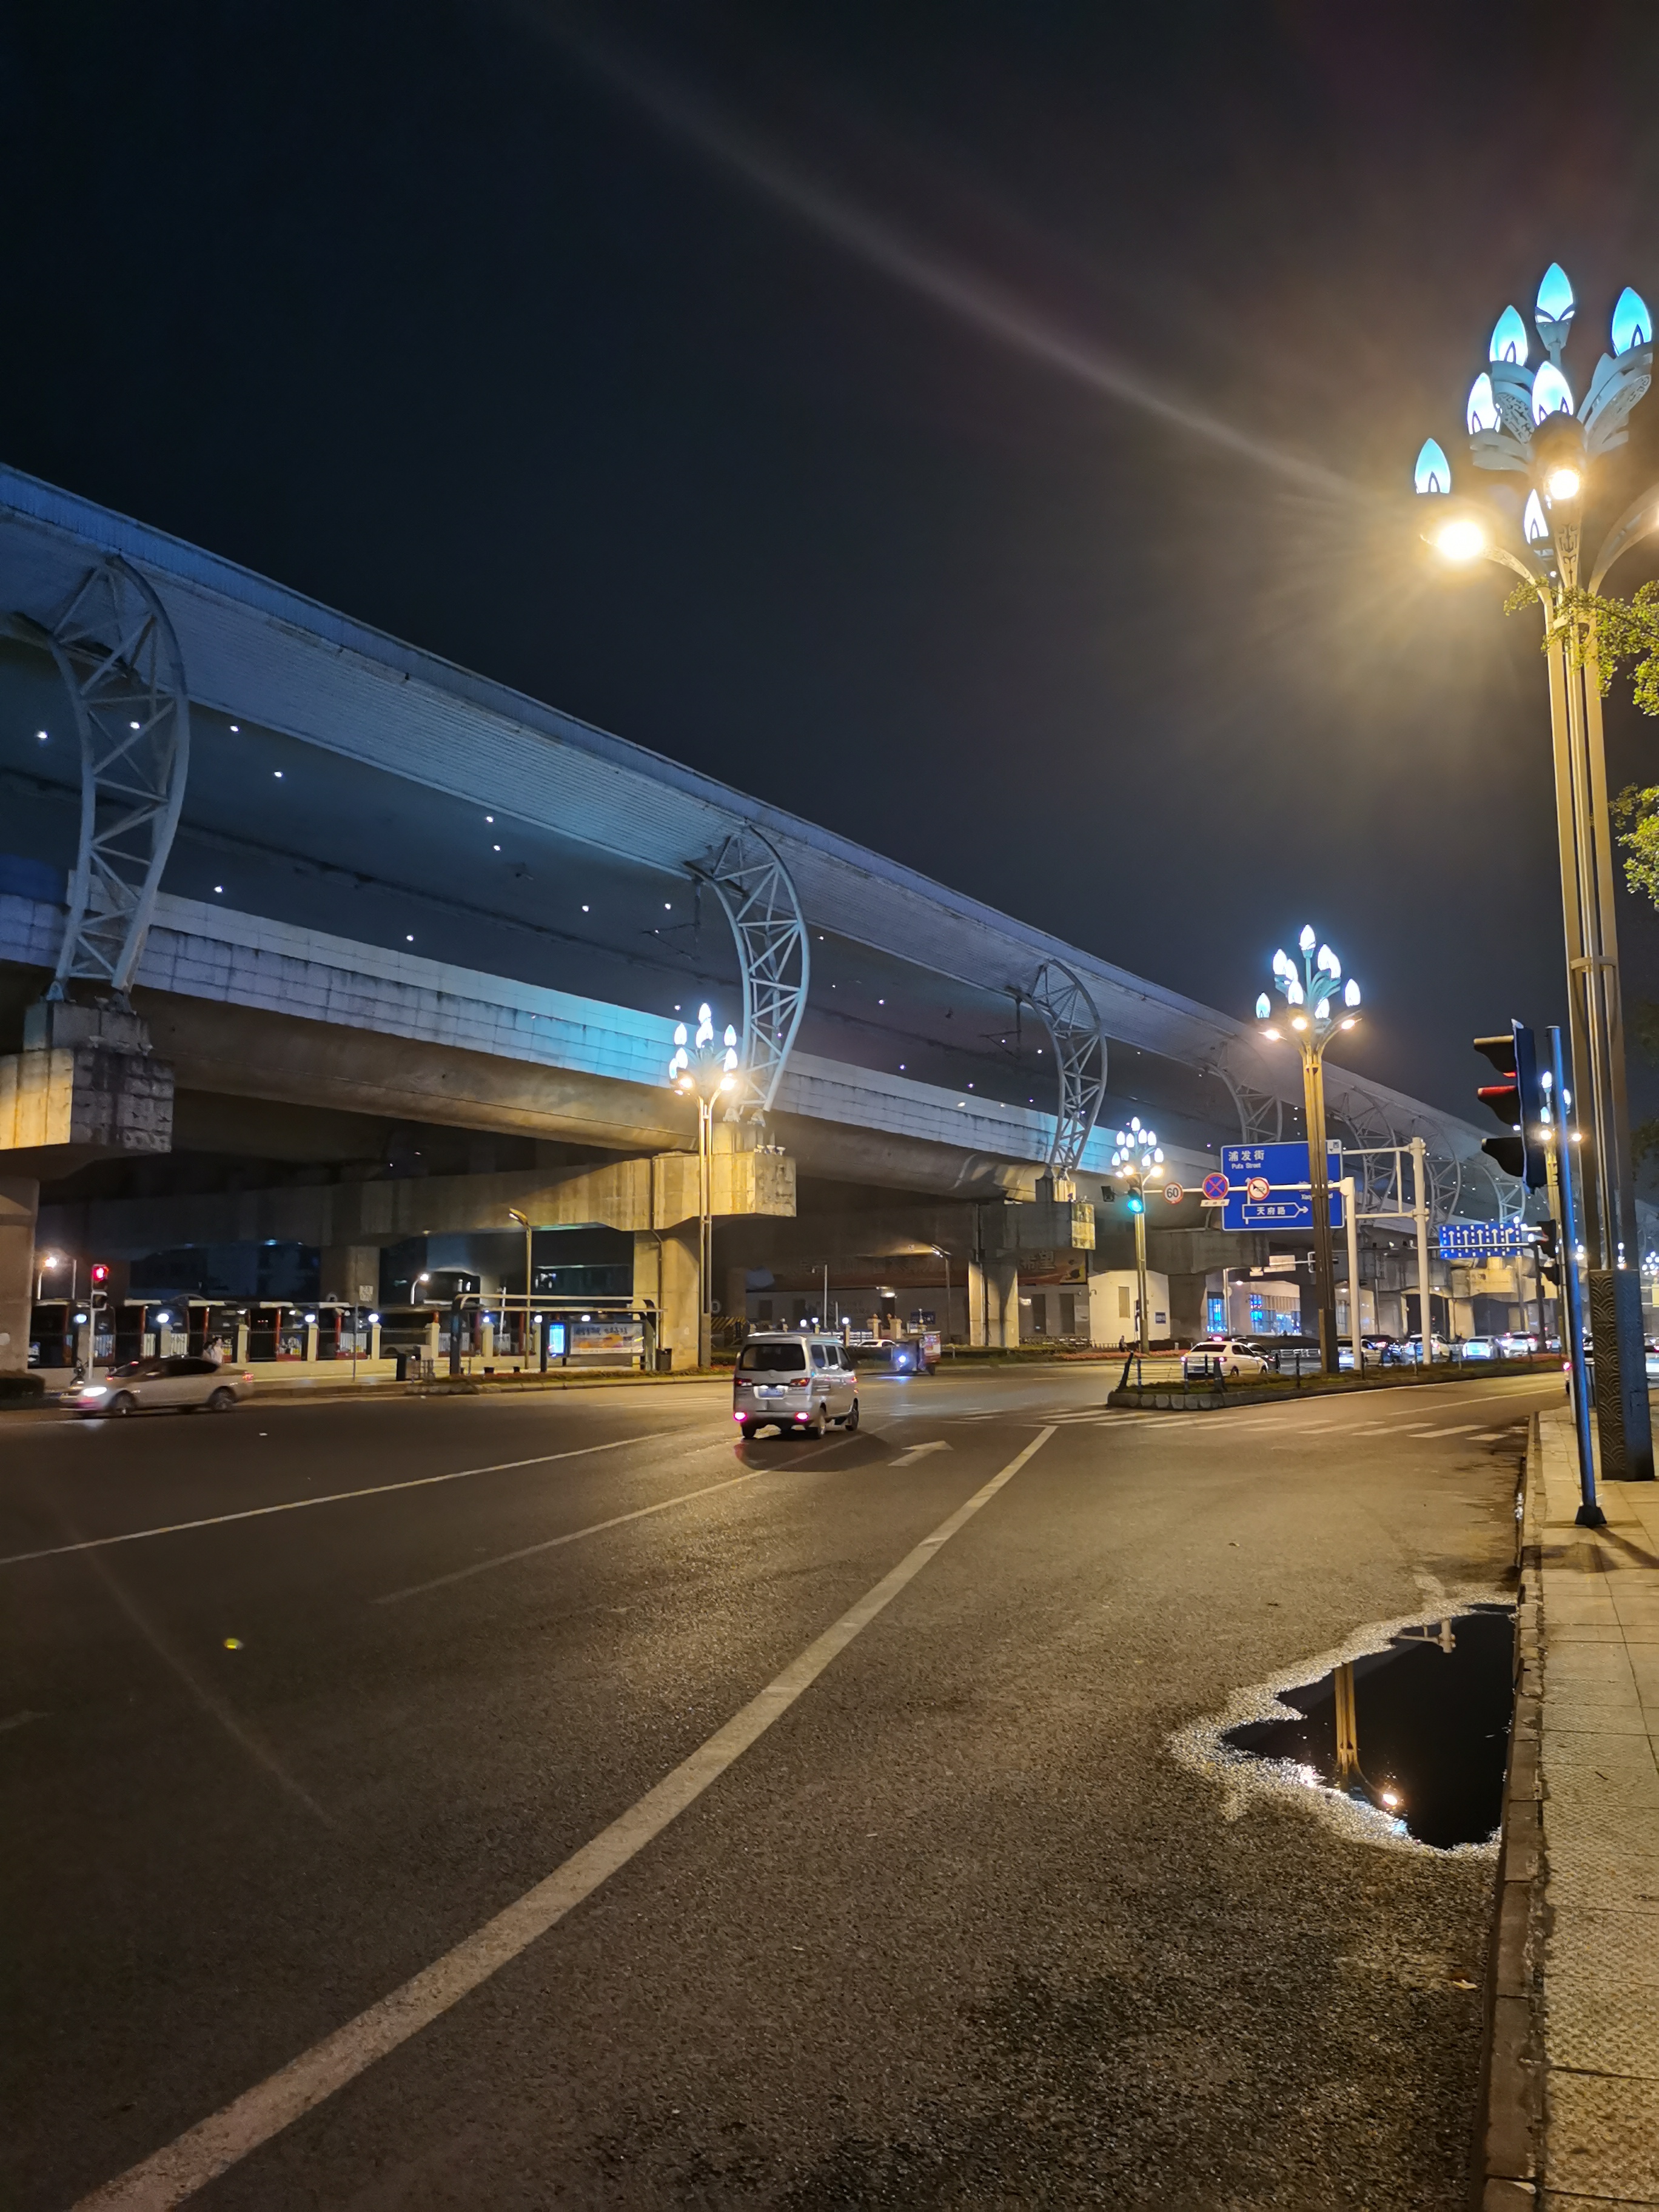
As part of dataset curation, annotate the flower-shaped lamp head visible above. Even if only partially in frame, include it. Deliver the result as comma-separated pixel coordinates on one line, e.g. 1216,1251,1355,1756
1489,305,1529,364
1613,286,1652,356
1413,439,1451,496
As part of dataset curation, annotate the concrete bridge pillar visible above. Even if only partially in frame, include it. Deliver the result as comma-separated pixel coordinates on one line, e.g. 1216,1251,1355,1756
968,1258,1020,1347
635,1226,700,1368
0,1175,38,1376
320,1244,382,1305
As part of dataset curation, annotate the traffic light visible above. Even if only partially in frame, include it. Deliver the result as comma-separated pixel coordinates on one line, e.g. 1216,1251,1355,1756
90,1262,110,1304
1125,1191,1144,1215
1473,1023,1546,1189
1535,1219,1562,1290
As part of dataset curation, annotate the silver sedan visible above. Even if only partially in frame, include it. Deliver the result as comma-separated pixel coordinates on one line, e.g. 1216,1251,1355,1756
64,1357,254,1417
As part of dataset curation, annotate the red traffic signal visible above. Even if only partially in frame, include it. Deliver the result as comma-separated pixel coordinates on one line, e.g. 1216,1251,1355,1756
1473,1024,1546,1191
90,1263,110,1285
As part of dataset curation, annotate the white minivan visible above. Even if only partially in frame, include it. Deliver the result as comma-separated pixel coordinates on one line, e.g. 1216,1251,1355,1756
733,1332,859,1439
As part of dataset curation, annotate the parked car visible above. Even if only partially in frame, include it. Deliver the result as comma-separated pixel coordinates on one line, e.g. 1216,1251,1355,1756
733,1333,859,1439
1181,1337,1272,1378
1497,1331,1540,1359
1458,1336,1499,1361
63,1356,253,1417
1399,1335,1450,1365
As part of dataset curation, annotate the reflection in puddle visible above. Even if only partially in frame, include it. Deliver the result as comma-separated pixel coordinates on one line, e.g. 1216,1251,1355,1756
1221,1607,1514,1849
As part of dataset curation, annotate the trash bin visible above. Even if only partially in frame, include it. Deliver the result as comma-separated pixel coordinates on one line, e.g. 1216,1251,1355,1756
394,1351,412,1381
655,1347,675,1373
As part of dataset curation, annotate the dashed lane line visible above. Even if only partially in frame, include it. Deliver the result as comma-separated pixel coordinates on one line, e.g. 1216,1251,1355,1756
0,1435,675,1570
69,1428,1057,2212
374,1466,768,1603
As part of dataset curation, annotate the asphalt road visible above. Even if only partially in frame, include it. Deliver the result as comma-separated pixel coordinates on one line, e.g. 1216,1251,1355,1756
2,1362,1556,2211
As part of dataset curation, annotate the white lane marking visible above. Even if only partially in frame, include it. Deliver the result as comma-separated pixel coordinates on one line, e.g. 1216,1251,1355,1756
888,1440,952,1467
71,1430,1057,2211
375,1468,765,1603
1410,1423,1482,1437
0,1436,666,1570
0,1708,45,1733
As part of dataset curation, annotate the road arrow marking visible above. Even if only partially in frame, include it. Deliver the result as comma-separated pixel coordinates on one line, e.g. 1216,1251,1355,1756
890,1439,951,1466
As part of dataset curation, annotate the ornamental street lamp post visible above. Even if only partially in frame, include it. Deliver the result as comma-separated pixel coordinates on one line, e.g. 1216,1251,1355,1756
1110,1116,1163,1352
1255,928,1363,1376
930,1245,953,1348
668,1004,739,1370
507,1208,533,1367
1414,263,1655,1478
1542,1028,1604,1526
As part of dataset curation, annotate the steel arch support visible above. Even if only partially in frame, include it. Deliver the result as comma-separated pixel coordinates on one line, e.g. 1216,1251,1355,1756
1425,1139,1463,1225
1327,1087,1399,1212
687,826,809,1116
1467,1151,1527,1225
1021,960,1107,1181
36,556,191,1001
1210,1059,1284,1148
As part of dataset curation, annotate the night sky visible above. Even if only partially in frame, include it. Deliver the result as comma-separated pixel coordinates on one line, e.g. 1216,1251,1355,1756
6,1,1659,1124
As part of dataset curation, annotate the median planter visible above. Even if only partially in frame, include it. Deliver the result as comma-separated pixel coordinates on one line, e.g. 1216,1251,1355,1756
1108,1356,1554,1412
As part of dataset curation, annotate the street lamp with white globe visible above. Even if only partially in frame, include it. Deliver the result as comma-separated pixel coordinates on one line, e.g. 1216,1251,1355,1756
668,1004,740,1369
1110,1116,1163,1352
1254,927,1362,1376
1413,261,1656,1475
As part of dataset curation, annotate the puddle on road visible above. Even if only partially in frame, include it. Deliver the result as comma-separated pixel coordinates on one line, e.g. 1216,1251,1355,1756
1171,1597,1515,1855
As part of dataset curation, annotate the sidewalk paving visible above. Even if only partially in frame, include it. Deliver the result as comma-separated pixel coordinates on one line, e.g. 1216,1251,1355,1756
1523,1402,1659,2206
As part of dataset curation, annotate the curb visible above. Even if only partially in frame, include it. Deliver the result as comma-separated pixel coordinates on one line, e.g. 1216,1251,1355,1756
1470,1410,1545,2208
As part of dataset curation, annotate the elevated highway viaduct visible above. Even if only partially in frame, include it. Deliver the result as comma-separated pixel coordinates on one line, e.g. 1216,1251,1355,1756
0,466,1523,1369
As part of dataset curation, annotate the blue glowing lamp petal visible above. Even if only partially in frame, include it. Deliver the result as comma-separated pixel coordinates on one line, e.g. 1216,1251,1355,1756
1256,993,1271,1020
1489,306,1529,364
1531,361,1574,423
1344,978,1361,1008
1537,263,1575,324
1524,490,1550,544
1466,372,1498,434
1298,924,1316,953
1413,437,1451,495
1612,286,1652,355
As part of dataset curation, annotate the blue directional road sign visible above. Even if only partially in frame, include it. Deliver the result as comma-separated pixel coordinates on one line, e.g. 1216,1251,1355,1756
1220,1141,1345,1230
1438,1222,1538,1259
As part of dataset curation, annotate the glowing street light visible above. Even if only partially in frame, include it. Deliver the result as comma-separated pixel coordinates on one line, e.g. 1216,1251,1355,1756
1255,928,1362,1375
1110,1116,1164,1352
1411,260,1657,1478
668,1003,740,1369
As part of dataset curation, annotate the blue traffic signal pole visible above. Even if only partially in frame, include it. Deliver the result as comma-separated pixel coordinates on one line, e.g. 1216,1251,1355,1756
1552,1025,1604,1527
